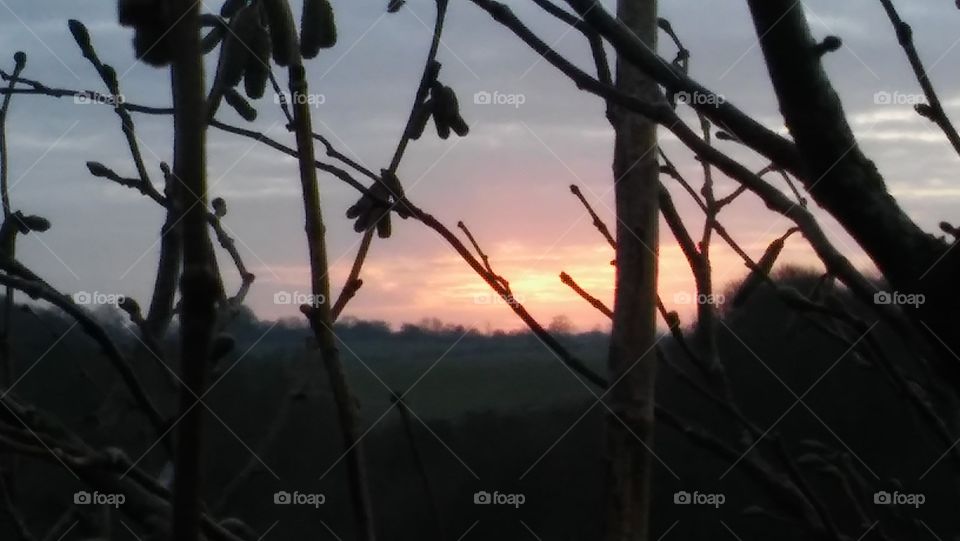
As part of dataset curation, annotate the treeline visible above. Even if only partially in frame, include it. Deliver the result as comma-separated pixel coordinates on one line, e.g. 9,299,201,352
0,266,949,539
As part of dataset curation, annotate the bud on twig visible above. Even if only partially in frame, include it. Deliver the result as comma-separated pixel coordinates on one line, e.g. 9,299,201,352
212,197,228,218
814,35,842,56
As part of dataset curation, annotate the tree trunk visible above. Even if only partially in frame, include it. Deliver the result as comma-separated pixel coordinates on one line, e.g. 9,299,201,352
605,0,660,540
169,1,217,539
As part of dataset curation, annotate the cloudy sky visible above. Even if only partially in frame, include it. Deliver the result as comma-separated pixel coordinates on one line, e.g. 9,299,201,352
1,0,958,331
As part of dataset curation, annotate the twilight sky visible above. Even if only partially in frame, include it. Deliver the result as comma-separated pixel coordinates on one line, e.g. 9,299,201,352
1,0,959,331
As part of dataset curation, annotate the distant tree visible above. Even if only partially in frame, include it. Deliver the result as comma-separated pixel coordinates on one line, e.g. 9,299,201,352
547,314,576,335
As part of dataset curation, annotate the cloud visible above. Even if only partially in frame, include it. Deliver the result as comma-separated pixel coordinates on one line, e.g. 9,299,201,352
1,0,957,329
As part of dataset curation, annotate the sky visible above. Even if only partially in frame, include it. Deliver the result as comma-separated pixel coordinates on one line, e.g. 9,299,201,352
1,0,959,332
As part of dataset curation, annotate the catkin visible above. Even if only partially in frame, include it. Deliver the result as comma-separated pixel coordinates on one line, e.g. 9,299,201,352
263,0,298,66
224,89,258,121
375,210,391,238
118,0,157,28
381,169,410,219
244,16,271,99
220,0,246,18
117,1,175,66
300,0,337,59
133,27,170,66
221,5,261,89
432,85,469,138
207,5,260,119
449,112,469,137
347,181,393,237
431,84,461,139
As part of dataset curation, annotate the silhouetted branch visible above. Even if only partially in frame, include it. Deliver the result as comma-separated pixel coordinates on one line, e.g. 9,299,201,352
206,198,255,301
388,0,448,173
654,405,825,533
85,161,253,325
879,0,960,157
743,0,954,380
569,184,615,249
332,228,374,321
283,12,376,535
529,0,611,86
556,0,805,176
213,389,296,515
559,271,612,318
68,20,160,201
774,438,844,541
656,348,767,443
0,52,24,217
0,51,25,391
457,221,508,288
0,272,167,444
410,205,607,387
0,395,249,541
390,391,446,541
0,466,34,541
147,163,183,339
469,0,897,340
0,76,384,203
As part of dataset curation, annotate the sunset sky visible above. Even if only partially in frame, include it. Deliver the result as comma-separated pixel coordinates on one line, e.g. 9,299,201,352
1,0,958,331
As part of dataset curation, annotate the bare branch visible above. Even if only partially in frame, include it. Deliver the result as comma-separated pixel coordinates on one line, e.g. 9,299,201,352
560,271,612,318
879,0,960,157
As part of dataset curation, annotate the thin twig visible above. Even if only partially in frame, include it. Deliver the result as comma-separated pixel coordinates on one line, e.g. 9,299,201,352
388,0,449,174
391,391,447,541
559,271,612,318
569,185,615,249
332,229,374,321
284,11,376,536
879,0,960,157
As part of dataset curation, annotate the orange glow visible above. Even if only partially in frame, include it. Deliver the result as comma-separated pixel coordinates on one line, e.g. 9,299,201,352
250,231,847,333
